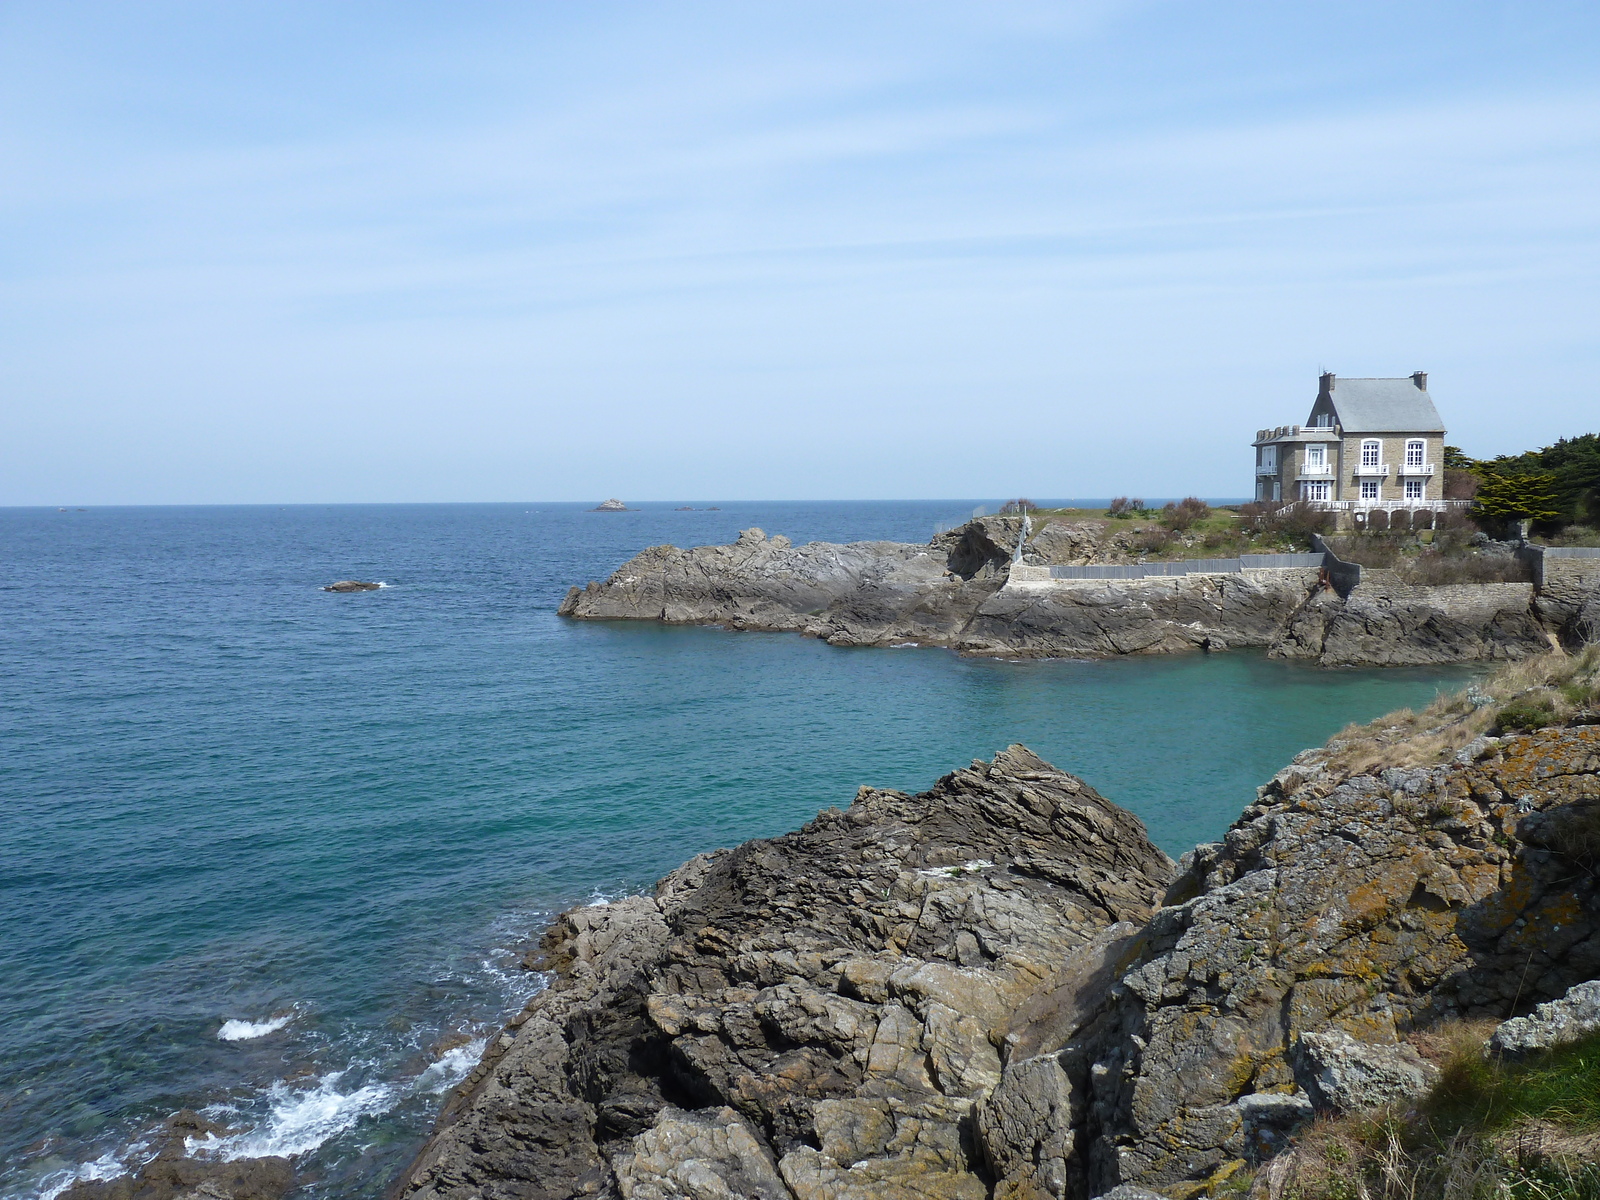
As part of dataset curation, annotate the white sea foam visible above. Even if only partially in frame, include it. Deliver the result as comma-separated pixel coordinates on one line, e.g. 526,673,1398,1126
217,1013,293,1042
35,1152,126,1200
189,1072,397,1161
415,1039,486,1094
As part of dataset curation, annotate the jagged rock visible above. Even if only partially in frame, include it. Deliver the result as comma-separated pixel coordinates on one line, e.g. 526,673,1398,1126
400,717,1600,1200
1292,1030,1438,1112
593,499,632,512
1270,574,1549,665
1077,725,1600,1195
1091,1186,1169,1200
1491,979,1600,1054
609,1106,789,1199
322,580,380,592
399,747,1174,1200
1533,558,1600,650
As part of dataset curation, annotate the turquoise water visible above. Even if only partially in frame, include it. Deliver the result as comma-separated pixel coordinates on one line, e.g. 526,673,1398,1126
0,502,1476,1198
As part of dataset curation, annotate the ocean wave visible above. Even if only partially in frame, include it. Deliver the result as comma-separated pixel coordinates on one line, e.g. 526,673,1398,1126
216,1013,294,1042
189,1072,397,1161
415,1039,485,1094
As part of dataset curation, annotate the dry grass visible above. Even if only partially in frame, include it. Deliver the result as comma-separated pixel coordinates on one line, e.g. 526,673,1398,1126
1236,1022,1600,1199
1308,645,1600,786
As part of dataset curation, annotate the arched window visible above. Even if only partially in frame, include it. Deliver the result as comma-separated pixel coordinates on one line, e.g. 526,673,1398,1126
1406,440,1425,469
1361,440,1381,468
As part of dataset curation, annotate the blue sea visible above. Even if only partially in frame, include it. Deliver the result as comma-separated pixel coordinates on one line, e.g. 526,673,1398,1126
0,501,1477,1199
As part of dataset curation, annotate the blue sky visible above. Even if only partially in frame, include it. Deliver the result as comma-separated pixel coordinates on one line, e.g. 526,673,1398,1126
2,1,1597,505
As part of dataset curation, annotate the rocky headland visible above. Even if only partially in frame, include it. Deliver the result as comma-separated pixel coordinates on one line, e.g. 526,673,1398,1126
558,518,1600,666
399,648,1600,1199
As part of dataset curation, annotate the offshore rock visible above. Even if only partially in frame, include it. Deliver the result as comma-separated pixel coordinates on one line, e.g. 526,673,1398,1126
592,499,632,512
398,747,1174,1200
323,580,381,592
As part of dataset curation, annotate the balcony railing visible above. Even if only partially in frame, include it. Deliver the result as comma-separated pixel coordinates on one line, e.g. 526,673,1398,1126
1296,460,1334,477
1255,462,1280,475
1398,462,1435,476
1354,462,1390,477
1310,499,1472,512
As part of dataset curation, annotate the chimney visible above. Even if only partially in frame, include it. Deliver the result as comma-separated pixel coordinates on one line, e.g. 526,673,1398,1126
1320,371,1335,393
1411,371,1427,390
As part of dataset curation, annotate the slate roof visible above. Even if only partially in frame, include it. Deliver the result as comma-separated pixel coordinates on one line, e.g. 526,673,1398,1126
1320,378,1444,433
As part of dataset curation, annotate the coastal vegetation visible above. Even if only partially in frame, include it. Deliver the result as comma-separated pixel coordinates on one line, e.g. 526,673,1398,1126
1309,642,1598,779
1017,501,1327,561
1449,434,1600,542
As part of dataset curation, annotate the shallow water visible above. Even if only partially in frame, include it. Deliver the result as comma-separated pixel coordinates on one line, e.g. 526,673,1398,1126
0,501,1477,1198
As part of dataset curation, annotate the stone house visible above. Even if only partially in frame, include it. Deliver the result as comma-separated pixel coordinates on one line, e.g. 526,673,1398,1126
1252,372,1454,513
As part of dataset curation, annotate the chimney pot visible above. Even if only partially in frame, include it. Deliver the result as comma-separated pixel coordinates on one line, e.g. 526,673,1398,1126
1412,371,1428,390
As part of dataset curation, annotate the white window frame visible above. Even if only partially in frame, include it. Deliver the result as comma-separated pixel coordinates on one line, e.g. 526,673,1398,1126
1405,439,1425,469
1361,439,1381,468
1259,445,1277,471
1404,478,1425,501
1305,444,1325,467
1360,479,1381,500
1303,481,1331,501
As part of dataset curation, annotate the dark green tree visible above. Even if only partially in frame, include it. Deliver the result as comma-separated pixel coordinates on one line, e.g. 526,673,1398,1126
1472,471,1562,525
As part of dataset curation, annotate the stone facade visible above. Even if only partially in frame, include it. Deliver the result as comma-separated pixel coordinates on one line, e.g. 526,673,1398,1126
1253,372,1452,511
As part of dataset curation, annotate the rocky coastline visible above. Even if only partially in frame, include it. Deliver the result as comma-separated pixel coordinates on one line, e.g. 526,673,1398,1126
557,518,1600,667
397,648,1600,1199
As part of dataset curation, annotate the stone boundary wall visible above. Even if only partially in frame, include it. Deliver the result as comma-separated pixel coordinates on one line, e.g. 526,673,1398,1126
1024,552,1326,582
1516,544,1600,589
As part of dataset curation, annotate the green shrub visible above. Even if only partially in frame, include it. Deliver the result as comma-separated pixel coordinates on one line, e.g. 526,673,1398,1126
1497,698,1557,733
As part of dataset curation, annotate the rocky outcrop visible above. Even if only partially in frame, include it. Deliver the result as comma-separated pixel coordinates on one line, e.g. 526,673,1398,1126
1535,557,1600,650
1268,573,1550,665
559,523,1594,666
968,571,1317,659
592,500,633,512
558,527,1004,650
397,747,1174,1200
323,580,381,592
401,699,1600,1199
1075,723,1600,1195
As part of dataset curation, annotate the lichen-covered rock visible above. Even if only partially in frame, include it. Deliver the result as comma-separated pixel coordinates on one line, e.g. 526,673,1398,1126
1491,979,1600,1054
1291,1030,1438,1112
399,747,1174,1200
1078,725,1600,1196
